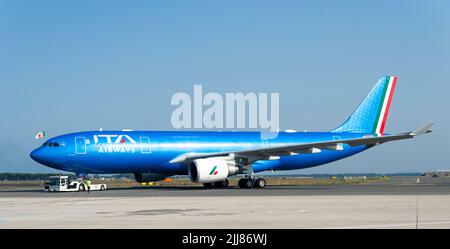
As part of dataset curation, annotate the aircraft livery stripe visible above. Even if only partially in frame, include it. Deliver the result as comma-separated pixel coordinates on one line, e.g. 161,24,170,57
379,76,397,134
374,76,396,135
209,166,217,175
373,77,390,134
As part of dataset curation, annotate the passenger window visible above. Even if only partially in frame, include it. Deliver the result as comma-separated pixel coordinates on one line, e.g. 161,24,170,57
54,142,59,147
48,143,53,147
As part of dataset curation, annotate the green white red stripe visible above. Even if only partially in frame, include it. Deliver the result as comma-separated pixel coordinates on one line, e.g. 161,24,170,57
374,76,397,135
209,165,218,175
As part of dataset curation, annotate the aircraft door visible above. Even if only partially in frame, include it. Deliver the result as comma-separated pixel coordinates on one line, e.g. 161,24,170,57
140,137,152,154
75,137,87,154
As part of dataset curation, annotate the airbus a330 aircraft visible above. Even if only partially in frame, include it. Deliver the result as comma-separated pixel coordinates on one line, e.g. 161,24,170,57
30,76,432,188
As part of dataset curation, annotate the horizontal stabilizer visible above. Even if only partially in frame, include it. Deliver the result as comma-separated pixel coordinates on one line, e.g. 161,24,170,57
410,122,434,136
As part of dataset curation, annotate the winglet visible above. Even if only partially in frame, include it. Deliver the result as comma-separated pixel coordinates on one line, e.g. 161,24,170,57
410,122,434,136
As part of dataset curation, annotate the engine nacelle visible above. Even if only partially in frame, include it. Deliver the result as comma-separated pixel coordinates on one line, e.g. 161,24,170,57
189,158,240,183
134,173,168,183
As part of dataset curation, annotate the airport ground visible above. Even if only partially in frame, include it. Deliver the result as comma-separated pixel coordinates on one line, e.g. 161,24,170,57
1,176,450,228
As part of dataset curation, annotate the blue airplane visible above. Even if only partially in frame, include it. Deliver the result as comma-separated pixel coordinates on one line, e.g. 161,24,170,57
30,76,432,188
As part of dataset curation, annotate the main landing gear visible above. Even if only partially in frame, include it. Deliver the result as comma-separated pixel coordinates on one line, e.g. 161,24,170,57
238,177,266,189
202,177,267,188
202,179,229,188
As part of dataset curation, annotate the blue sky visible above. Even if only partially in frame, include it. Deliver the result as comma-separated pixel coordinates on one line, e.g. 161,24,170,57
0,1,449,173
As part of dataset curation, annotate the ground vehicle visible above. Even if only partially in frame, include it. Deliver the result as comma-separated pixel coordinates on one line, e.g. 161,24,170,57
45,176,106,192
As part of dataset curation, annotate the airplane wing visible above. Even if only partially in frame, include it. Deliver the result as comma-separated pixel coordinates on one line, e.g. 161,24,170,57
169,122,433,164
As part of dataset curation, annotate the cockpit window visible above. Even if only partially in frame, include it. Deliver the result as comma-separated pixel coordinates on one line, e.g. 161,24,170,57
42,142,60,147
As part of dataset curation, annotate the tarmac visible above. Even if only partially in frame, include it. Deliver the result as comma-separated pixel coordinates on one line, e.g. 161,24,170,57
1,176,450,228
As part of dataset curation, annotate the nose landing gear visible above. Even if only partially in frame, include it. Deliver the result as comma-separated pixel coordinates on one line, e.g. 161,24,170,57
75,172,87,180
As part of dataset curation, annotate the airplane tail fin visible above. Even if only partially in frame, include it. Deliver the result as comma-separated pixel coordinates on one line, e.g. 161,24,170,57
331,76,397,135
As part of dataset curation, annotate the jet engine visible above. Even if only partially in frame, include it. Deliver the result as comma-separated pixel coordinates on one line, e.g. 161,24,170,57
134,173,169,183
188,157,240,183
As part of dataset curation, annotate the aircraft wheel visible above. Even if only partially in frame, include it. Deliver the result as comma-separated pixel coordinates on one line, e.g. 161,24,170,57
79,184,85,192
203,182,214,188
245,179,254,188
239,178,254,188
238,179,246,188
255,178,266,188
100,185,105,191
217,179,229,188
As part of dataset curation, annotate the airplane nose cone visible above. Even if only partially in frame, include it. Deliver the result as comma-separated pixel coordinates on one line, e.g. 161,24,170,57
30,146,61,169
30,148,45,164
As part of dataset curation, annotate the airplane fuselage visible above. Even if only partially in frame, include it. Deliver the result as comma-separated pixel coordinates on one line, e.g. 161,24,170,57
30,130,369,175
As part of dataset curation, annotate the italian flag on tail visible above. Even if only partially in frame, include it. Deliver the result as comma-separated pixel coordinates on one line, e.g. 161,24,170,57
374,76,397,135
331,75,399,134
35,131,46,140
